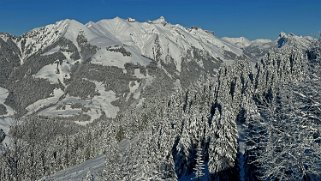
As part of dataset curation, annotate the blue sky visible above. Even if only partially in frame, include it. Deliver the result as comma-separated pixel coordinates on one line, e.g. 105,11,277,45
0,0,320,39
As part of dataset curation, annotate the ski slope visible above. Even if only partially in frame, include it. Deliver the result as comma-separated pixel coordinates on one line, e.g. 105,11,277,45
40,155,106,181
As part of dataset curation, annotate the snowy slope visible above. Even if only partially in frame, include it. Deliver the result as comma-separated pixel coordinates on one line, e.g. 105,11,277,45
224,33,314,51
2,17,278,126
39,155,106,181
222,37,252,48
277,32,314,49
3,18,316,125
0,87,15,116
19,19,120,60
0,87,14,148
89,17,243,72
0,87,14,145
91,45,151,69
222,37,272,48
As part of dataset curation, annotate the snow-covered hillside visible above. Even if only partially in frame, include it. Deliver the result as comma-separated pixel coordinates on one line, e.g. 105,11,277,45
0,17,252,125
222,37,272,48
40,155,106,181
89,17,243,72
277,32,315,49
222,37,252,48
0,17,316,126
19,19,120,61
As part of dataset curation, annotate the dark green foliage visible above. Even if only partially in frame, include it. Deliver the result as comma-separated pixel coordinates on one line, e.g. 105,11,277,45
5,77,58,114
12,117,82,143
106,46,131,57
0,104,7,115
115,126,125,142
66,79,96,98
0,36,21,86
76,32,97,61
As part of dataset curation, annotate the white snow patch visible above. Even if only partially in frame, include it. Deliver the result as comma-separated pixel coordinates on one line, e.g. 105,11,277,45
0,87,9,105
0,87,15,116
34,59,72,85
77,81,120,125
40,97,84,118
0,87,14,145
34,63,60,84
91,47,150,69
39,81,119,125
126,81,140,100
222,59,235,66
93,81,119,118
134,69,145,79
41,46,60,56
90,17,243,72
173,79,182,90
26,88,64,114
39,155,106,181
136,98,145,107
223,37,273,50
222,37,251,48
91,48,131,69
252,39,272,44
0,34,9,42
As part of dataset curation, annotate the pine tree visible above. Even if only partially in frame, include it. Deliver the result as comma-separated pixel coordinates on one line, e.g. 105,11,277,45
193,141,205,180
85,170,94,181
208,104,238,174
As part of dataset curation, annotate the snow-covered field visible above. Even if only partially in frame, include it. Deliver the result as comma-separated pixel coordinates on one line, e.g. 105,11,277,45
26,88,64,115
38,81,119,125
91,46,151,69
39,155,106,181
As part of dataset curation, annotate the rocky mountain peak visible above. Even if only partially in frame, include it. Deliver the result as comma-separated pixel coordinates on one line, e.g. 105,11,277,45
152,16,167,25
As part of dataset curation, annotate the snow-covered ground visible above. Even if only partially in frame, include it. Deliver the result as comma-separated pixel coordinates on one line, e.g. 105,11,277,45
0,87,15,145
87,81,119,121
26,88,64,115
39,155,106,181
222,36,272,49
38,81,119,125
89,17,243,72
222,37,252,48
91,46,151,69
0,87,15,116
20,19,120,60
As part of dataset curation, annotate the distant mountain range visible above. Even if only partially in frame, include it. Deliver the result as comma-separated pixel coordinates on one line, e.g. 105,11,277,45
0,16,315,124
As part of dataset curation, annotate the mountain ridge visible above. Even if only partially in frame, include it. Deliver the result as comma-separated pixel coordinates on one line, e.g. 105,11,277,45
0,17,316,124
0,17,249,125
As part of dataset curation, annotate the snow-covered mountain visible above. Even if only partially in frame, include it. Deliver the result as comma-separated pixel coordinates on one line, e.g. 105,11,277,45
1,17,320,181
277,32,315,49
91,17,243,71
223,32,315,61
0,17,249,126
222,37,272,48
222,37,253,48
